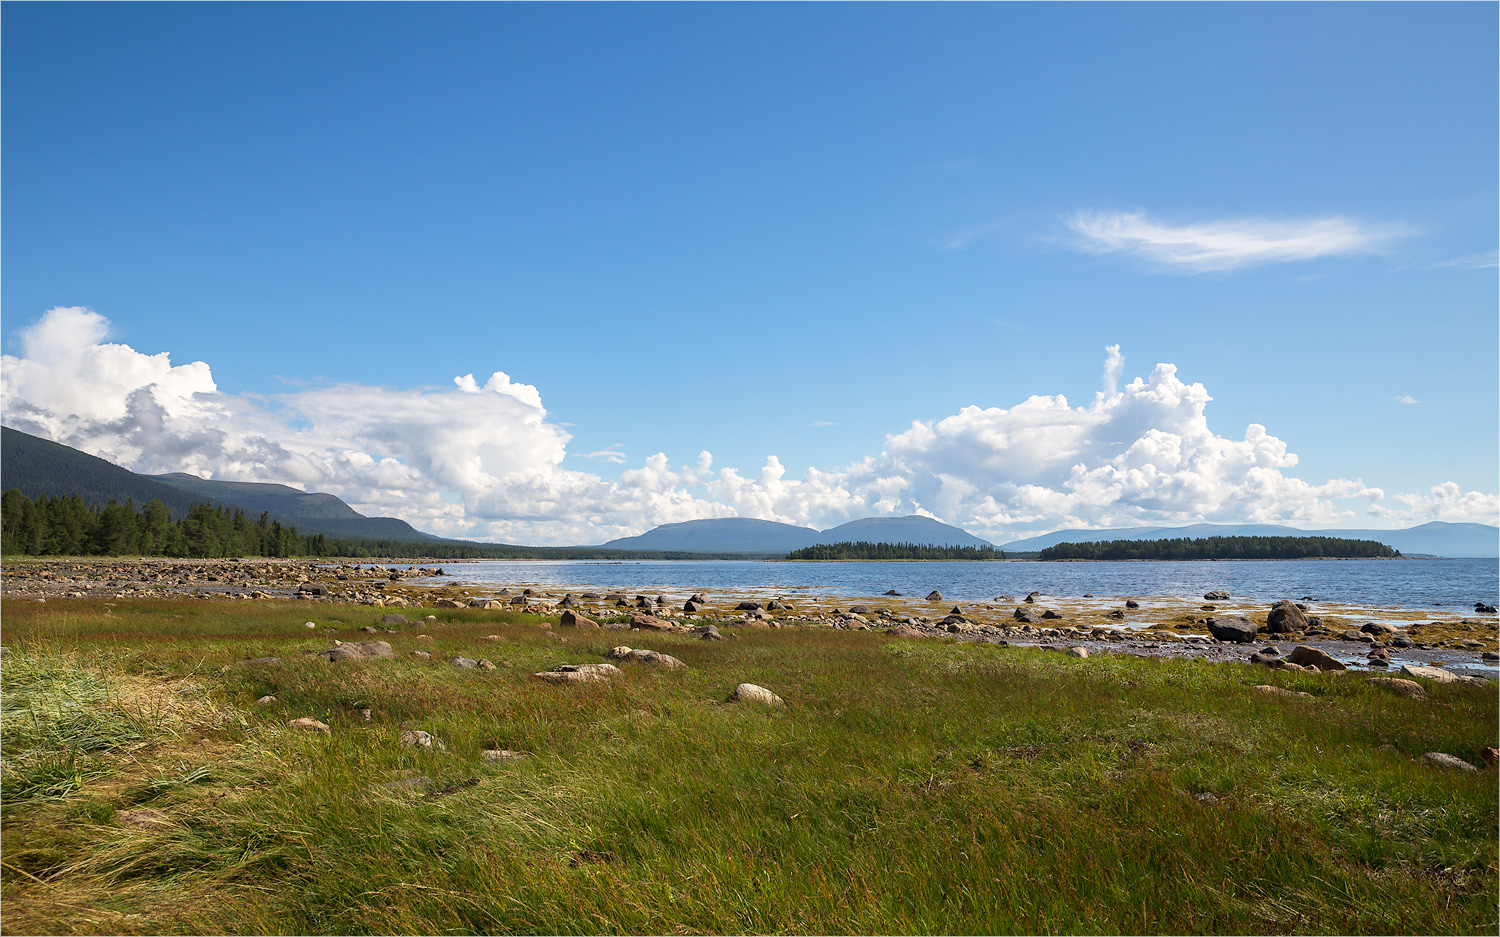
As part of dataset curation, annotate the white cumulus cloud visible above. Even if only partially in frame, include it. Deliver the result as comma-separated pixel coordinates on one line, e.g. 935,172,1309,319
3,308,1494,544
1065,210,1401,273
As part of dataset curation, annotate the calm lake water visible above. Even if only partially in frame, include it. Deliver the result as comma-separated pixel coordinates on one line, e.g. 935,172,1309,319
414,558,1498,611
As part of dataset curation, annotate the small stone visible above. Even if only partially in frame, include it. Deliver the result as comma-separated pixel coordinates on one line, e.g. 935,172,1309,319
400,729,446,752
303,621,317,629
451,657,479,669
1251,685,1313,699
409,650,432,659
481,749,531,763
533,663,623,684
255,695,277,706
1193,792,1219,805
1422,752,1476,772
477,658,497,671
288,717,331,734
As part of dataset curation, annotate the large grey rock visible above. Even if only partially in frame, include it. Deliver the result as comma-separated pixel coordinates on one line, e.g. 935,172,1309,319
1013,607,1042,624
533,663,622,684
1266,600,1309,635
317,640,393,663
1367,677,1426,699
1400,664,1461,684
287,717,330,734
606,647,687,670
1422,752,1476,772
732,683,783,705
1207,616,1258,644
1360,621,1397,635
381,613,410,626
1251,684,1312,700
1285,645,1347,671
1204,590,1231,601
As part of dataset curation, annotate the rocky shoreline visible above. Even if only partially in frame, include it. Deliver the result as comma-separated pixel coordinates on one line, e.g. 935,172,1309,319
3,557,1497,678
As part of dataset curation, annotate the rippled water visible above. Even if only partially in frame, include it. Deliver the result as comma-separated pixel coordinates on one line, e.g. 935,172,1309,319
413,558,1498,610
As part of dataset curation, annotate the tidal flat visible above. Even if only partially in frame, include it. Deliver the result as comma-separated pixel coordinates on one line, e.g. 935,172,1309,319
1,563,1497,935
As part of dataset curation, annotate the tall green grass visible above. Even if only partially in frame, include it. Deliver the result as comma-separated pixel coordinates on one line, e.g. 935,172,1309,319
1,597,1495,935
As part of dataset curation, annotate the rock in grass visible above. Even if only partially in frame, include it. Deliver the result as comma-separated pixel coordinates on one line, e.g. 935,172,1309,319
630,613,678,632
888,624,927,639
409,650,432,659
399,729,446,752
303,621,317,629
1285,646,1346,671
288,717,331,733
1483,747,1499,768
533,663,622,684
607,647,687,670
1066,647,1089,659
1400,664,1461,684
117,807,172,829
560,610,599,629
482,749,531,763
731,683,783,705
255,695,277,706
1251,685,1312,700
317,640,393,663
450,657,479,669
1422,752,1476,772
695,625,723,641
381,613,410,626
684,599,704,613
1207,616,1258,644
1367,677,1426,699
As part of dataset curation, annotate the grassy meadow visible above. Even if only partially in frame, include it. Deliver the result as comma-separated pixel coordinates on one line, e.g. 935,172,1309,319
1,596,1496,935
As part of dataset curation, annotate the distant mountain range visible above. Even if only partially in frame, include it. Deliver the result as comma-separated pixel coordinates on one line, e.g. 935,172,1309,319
997,522,1499,558
600,514,995,553
1,426,436,543
5,425,1495,557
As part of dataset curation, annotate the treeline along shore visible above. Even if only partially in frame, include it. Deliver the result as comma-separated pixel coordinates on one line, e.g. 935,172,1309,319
1041,535,1401,561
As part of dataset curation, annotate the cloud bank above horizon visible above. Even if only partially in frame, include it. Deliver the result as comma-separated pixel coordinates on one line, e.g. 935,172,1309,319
3,307,1494,544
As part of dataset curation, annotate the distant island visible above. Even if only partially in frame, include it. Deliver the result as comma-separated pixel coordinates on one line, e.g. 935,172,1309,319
786,541,1004,561
1040,535,1401,561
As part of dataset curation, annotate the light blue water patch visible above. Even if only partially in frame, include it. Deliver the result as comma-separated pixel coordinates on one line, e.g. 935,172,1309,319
385,557,1498,610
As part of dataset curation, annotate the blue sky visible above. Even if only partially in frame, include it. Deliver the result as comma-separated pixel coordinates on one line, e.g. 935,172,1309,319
3,3,1496,544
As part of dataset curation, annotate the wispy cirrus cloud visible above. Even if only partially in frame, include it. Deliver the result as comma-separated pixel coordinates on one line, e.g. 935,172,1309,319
1064,210,1403,273
1395,395,1419,405
1432,249,1498,270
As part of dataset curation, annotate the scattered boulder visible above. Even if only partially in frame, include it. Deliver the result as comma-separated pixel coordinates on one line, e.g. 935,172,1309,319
481,749,531,763
317,640,393,663
558,595,578,608
1206,616,1258,644
1367,677,1426,699
409,650,432,659
1422,752,1476,772
560,610,599,629
1124,599,1140,609
607,646,687,670
1040,609,1064,620
1266,600,1309,635
451,657,480,669
731,683,783,705
117,807,172,829
1285,645,1347,671
434,598,466,609
1400,664,1461,684
1013,607,1041,624
255,695,277,706
1107,609,1126,620
1251,685,1312,700
683,600,704,613
925,591,943,602
1483,748,1499,769
849,605,872,615
695,625,723,641
400,729,446,752
884,590,901,596
630,613,678,632
533,663,622,684
736,601,763,611
1390,634,1414,649
1204,591,1231,601
303,621,317,629
288,717,331,734
888,624,927,639
1066,647,1089,659
1360,621,1396,635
